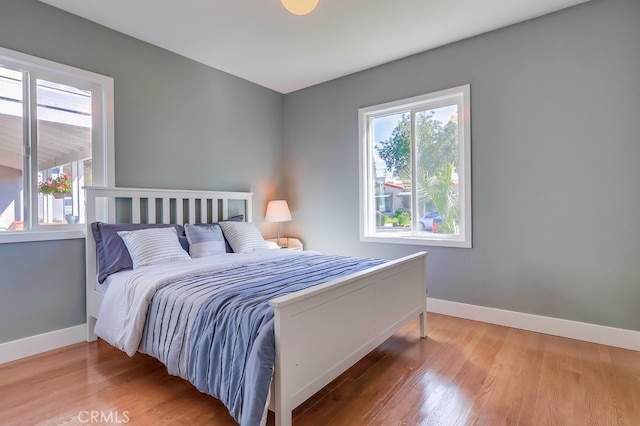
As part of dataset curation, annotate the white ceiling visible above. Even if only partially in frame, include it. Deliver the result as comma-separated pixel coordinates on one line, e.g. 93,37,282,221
38,0,590,94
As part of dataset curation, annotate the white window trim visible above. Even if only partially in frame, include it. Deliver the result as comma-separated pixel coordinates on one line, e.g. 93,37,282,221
0,47,114,244
358,85,472,248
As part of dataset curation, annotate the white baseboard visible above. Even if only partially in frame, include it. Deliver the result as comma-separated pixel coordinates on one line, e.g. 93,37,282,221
2,300,637,366
0,324,87,365
427,297,639,352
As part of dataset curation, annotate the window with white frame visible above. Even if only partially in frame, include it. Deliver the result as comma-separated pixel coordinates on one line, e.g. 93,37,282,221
0,47,114,242
359,85,471,248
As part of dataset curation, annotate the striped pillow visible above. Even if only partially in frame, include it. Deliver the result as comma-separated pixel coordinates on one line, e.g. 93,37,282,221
218,221,268,253
184,223,226,258
117,227,190,269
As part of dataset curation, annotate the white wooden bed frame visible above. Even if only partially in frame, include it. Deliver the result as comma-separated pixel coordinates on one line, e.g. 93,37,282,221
85,186,428,426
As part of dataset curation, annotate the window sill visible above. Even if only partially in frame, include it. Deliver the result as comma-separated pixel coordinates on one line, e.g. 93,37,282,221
361,234,471,248
0,229,85,244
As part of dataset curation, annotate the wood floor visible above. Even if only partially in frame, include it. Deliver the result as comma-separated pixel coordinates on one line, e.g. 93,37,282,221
1,313,638,425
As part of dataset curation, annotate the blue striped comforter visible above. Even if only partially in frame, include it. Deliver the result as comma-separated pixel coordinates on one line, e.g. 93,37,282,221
135,252,385,425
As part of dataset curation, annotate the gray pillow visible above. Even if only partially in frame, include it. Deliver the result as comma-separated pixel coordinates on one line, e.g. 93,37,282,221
91,222,186,283
185,214,244,253
185,224,226,258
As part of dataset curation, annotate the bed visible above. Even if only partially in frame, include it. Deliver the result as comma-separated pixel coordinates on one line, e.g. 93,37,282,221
85,186,428,426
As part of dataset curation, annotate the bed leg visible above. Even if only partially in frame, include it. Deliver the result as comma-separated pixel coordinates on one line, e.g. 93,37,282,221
87,315,98,342
419,311,427,339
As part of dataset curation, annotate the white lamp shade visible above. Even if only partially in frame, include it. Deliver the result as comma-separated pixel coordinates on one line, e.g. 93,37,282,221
265,200,292,222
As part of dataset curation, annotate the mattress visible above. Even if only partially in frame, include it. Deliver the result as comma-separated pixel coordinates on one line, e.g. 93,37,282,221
97,268,136,294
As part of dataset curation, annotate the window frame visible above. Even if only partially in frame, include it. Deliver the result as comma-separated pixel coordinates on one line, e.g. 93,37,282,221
358,84,472,248
0,46,114,244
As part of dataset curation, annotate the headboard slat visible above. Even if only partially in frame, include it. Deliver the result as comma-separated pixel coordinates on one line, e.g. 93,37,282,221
132,198,141,222
222,199,229,220
188,198,196,224
200,200,207,224
148,199,156,224
162,198,170,223
175,198,183,225
211,202,219,223
108,198,116,222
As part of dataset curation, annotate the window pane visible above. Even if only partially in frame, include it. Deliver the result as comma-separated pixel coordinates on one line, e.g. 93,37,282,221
372,113,412,233
415,105,459,235
36,79,91,226
0,67,24,231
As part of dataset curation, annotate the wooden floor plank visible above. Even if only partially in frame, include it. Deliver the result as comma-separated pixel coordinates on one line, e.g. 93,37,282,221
1,313,638,425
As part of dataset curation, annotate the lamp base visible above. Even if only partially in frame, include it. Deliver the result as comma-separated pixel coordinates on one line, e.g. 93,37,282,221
277,237,289,248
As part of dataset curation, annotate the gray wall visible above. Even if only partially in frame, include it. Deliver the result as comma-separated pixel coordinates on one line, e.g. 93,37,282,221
283,0,640,331
1,0,638,346
0,0,284,343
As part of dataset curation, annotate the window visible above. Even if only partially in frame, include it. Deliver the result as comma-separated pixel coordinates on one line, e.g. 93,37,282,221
0,47,114,243
359,85,471,248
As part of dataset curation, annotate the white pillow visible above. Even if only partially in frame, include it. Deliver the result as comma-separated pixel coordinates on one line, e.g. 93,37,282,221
117,227,190,269
218,221,268,253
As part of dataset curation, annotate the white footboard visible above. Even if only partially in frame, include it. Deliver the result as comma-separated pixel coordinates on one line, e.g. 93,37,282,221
269,251,427,426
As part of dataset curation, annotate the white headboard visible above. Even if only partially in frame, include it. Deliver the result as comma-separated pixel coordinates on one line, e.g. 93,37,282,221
84,186,254,340
84,186,253,225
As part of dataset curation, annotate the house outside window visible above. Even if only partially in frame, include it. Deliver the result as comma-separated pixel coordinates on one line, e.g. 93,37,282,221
0,47,114,243
359,85,472,248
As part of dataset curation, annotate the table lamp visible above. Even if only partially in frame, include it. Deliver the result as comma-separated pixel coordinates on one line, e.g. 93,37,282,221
265,200,292,247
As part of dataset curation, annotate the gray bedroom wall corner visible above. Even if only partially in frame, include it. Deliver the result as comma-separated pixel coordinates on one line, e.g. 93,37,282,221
282,0,640,331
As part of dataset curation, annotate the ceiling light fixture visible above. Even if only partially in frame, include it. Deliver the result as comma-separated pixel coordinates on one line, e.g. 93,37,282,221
280,0,319,16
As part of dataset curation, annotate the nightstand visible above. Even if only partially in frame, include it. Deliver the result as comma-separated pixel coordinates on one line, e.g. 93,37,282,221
265,237,303,251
